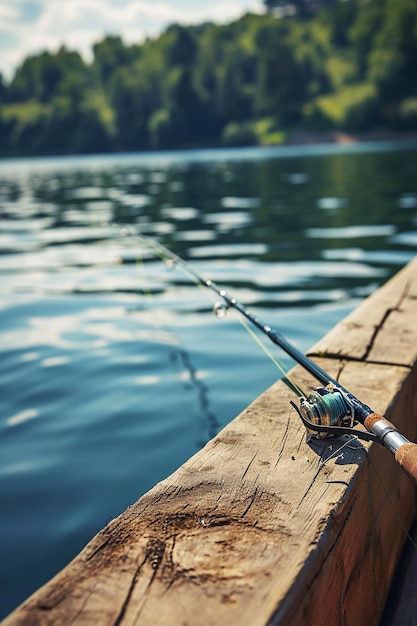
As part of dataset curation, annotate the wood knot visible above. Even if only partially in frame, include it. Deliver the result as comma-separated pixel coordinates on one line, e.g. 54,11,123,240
172,524,280,579
146,538,165,570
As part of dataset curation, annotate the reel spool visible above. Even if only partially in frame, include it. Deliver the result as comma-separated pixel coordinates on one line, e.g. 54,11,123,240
291,385,379,442
300,386,354,437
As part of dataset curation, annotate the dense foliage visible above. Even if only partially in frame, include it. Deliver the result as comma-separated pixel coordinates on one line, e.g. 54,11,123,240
0,0,416,156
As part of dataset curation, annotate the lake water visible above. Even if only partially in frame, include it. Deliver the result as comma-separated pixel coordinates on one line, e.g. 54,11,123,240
1,141,417,618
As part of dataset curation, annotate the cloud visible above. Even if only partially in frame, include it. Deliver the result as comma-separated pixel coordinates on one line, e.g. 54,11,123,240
0,2,20,21
0,0,262,80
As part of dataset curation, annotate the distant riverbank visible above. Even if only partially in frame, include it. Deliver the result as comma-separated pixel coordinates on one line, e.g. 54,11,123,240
280,129,417,147
2,129,417,163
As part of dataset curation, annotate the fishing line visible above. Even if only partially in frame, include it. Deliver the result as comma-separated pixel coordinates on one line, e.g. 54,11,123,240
113,225,417,486
317,430,417,606
366,448,381,612
365,447,417,549
117,224,303,396
234,315,305,397
117,228,221,440
174,261,305,397
165,255,303,393
317,431,417,549
317,435,361,469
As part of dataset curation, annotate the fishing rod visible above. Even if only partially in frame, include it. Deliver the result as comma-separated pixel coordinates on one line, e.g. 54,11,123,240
123,228,417,485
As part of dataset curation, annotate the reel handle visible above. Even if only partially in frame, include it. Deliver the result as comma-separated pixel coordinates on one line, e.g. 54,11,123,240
364,414,417,485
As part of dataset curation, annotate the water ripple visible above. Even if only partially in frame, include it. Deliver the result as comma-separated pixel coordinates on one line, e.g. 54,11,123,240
0,144,416,620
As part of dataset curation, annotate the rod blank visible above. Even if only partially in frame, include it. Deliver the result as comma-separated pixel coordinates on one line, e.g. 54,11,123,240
131,230,417,485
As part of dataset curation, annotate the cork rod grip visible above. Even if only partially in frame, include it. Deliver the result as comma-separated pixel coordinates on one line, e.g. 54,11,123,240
395,443,417,486
364,413,417,485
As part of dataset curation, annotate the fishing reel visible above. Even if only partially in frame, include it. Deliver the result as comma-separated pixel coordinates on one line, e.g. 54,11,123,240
291,385,378,442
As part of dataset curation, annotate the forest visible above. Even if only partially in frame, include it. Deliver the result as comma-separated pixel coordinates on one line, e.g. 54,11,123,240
0,0,416,157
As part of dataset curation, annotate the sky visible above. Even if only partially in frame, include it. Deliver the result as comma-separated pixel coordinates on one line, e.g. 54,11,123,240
0,0,264,81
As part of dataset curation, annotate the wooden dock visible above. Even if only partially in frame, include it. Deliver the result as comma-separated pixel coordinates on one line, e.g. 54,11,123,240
3,257,417,626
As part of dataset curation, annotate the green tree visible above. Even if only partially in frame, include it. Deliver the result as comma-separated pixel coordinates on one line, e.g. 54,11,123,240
349,0,384,78
325,0,359,47
10,47,88,104
0,73,9,103
2,0,417,157
109,65,158,150
163,24,197,68
5,47,112,155
255,23,307,123
93,36,140,86
368,0,417,102
194,18,262,132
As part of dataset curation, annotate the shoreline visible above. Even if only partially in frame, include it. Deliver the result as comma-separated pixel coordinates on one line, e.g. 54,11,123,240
1,130,417,163
282,129,417,146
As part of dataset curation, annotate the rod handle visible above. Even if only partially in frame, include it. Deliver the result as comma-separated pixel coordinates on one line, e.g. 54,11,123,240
395,443,417,486
364,413,417,485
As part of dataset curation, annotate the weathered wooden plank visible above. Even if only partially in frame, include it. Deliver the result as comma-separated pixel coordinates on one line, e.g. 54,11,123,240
309,256,417,367
385,518,417,625
3,258,417,626
4,361,415,626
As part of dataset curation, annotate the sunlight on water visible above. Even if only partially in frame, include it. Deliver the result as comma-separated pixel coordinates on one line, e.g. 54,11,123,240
202,210,252,229
188,243,269,258
398,193,417,209
0,142,417,618
316,197,349,210
161,206,199,220
390,231,417,246
306,224,396,239
221,196,260,209
6,409,39,427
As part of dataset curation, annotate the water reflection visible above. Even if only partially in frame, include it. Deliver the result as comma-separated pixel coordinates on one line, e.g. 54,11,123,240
398,193,417,209
306,225,396,239
0,143,417,619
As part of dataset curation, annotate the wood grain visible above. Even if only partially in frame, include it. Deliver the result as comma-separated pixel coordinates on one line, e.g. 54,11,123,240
308,255,417,367
3,257,417,626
